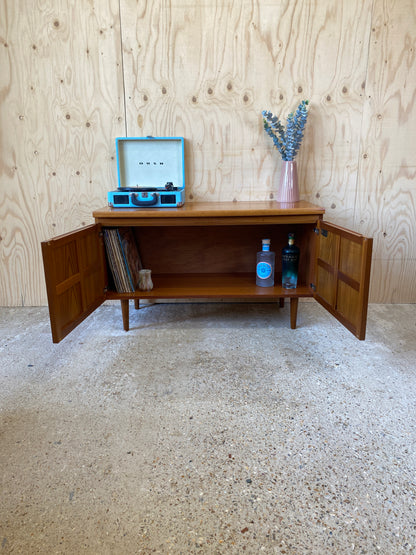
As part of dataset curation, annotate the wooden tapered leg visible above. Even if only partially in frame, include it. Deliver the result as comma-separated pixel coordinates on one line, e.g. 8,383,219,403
134,299,140,310
290,297,298,329
279,297,285,308
121,299,129,331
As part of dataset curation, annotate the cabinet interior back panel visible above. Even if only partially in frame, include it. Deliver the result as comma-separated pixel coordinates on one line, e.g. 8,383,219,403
135,225,313,284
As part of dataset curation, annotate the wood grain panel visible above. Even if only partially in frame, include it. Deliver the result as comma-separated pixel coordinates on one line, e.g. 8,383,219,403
369,258,416,304
120,0,372,223
0,0,415,304
134,223,313,284
0,0,125,306
355,0,416,303
41,224,106,342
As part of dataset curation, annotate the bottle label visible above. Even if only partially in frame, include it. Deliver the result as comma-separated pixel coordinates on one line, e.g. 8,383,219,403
257,261,272,279
282,254,298,262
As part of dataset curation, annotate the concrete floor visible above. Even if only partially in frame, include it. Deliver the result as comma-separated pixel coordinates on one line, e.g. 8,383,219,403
0,301,415,554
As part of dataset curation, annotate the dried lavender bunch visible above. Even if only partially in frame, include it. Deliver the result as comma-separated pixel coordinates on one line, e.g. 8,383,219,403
262,100,309,161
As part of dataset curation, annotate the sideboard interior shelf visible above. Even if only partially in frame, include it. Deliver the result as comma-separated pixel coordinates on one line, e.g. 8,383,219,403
41,201,373,343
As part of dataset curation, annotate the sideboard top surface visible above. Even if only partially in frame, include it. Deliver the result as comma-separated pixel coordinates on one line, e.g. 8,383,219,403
93,200,325,223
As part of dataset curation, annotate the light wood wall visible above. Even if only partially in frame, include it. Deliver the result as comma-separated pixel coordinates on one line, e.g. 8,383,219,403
0,0,415,305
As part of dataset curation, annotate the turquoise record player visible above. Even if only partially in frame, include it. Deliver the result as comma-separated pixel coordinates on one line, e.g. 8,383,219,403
108,136,185,208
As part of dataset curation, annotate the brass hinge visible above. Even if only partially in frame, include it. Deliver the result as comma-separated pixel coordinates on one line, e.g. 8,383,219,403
314,227,328,237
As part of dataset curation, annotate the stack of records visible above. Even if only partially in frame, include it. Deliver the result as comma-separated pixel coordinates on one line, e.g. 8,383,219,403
103,228,142,293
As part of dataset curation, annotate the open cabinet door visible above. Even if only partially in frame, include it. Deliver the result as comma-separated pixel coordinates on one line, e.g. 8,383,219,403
41,224,107,343
313,221,373,340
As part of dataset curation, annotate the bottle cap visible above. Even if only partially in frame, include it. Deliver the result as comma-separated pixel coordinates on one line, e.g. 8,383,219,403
262,238,271,245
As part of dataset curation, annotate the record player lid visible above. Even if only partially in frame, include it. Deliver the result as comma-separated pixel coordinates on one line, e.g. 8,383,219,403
116,136,185,191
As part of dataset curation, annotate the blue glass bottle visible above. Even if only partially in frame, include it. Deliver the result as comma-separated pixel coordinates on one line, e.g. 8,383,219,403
256,239,275,287
282,233,300,289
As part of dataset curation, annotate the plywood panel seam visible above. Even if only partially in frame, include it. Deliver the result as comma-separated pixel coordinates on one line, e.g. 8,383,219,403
354,0,376,232
118,0,128,137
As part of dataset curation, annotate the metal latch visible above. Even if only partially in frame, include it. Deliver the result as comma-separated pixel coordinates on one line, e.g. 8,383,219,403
314,227,328,237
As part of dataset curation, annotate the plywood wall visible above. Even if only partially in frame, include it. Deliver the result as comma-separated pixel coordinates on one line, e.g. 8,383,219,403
0,0,415,305
0,0,126,306
356,0,416,302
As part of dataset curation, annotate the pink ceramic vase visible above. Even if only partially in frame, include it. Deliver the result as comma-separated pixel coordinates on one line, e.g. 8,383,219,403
277,160,300,203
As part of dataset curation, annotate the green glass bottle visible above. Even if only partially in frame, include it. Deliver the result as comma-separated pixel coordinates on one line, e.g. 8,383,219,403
281,233,299,289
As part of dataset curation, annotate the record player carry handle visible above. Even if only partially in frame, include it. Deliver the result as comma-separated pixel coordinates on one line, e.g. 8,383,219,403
130,193,158,206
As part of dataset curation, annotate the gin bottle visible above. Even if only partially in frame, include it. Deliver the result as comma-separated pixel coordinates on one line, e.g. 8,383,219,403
282,233,300,289
256,239,275,287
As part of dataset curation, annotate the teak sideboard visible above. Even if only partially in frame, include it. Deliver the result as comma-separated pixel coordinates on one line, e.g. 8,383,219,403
41,201,373,343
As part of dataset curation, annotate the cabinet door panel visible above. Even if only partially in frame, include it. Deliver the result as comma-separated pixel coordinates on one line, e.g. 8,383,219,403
41,224,106,343
314,221,373,340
